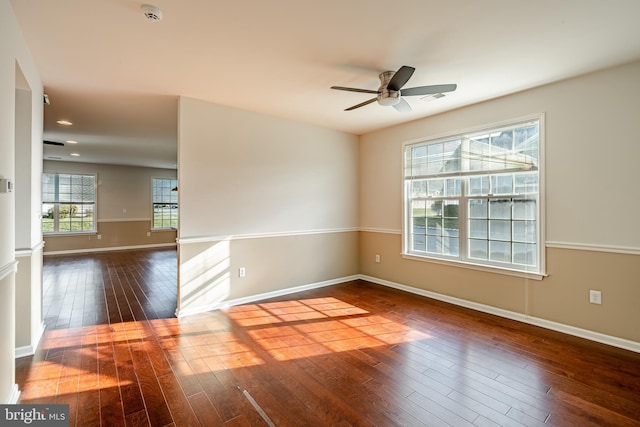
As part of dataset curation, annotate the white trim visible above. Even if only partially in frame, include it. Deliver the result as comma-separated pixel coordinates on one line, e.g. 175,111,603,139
98,218,151,223
5,384,20,404
15,322,45,359
359,227,402,235
401,253,546,280
546,241,640,256
176,275,360,318
358,229,640,256
177,228,359,245
0,260,19,282
44,242,176,256
15,241,45,257
359,274,640,354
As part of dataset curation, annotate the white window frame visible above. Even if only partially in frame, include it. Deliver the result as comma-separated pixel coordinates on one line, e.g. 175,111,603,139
152,177,178,230
42,172,97,235
402,114,546,280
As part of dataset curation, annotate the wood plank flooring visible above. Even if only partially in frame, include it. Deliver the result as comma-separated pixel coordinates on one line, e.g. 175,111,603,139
15,248,640,426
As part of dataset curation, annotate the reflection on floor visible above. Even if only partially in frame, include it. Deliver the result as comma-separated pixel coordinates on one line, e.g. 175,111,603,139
16,248,640,426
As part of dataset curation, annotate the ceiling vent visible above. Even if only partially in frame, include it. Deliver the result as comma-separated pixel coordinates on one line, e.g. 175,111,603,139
421,93,446,102
141,4,163,22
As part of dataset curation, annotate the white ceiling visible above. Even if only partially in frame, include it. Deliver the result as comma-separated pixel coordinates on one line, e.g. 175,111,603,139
10,0,640,169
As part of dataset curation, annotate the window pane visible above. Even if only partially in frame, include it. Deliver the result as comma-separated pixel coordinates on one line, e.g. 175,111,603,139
412,200,426,218
413,234,426,252
427,235,442,253
514,173,538,194
489,220,511,241
513,243,537,266
426,142,443,174
427,179,444,197
412,217,425,235
443,139,461,173
469,239,488,260
443,237,459,256
513,220,536,243
469,199,488,218
489,241,511,262
491,174,513,194
489,199,511,219
426,200,442,218
491,130,513,150
426,217,442,235
514,125,539,150
445,178,461,197
443,201,459,237
411,180,427,198
513,199,536,220
468,176,489,195
469,219,487,239
411,145,427,176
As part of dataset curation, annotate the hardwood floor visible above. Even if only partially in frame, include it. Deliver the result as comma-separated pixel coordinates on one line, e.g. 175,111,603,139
15,249,640,426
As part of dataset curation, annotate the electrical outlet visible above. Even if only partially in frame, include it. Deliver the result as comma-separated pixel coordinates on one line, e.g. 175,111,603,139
239,267,246,278
97,234,102,240
589,290,602,305
375,254,381,263
146,231,151,237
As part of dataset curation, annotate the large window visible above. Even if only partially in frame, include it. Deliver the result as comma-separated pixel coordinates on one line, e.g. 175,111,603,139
42,173,96,234
403,117,544,276
152,178,178,229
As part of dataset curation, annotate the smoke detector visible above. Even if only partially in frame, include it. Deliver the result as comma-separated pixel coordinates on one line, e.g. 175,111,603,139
141,4,163,22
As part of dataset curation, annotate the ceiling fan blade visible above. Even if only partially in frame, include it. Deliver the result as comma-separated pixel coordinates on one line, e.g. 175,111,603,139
387,66,415,91
345,97,377,111
401,84,457,96
393,98,412,113
331,86,379,94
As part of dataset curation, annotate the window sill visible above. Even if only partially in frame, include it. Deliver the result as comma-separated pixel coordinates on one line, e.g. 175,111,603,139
401,253,547,280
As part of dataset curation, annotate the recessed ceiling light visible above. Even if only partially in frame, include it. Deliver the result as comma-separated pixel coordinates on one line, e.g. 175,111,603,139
66,140,78,144
70,153,80,157
56,120,73,126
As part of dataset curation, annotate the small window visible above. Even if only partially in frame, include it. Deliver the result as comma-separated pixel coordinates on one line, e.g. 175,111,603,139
403,117,544,276
152,178,178,229
42,173,96,234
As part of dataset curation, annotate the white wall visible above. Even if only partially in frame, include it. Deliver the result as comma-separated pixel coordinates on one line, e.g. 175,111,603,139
359,60,640,344
178,97,359,237
177,97,359,314
0,0,43,404
361,60,640,250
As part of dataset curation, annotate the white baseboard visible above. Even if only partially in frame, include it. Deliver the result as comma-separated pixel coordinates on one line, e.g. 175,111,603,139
176,275,360,318
360,274,640,354
15,322,46,359
5,384,20,404
44,242,177,256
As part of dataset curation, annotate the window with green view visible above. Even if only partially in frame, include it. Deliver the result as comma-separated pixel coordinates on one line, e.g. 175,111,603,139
152,178,178,229
403,117,543,275
42,173,96,234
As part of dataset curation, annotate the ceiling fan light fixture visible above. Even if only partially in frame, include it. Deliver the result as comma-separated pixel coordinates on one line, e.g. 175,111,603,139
377,91,401,106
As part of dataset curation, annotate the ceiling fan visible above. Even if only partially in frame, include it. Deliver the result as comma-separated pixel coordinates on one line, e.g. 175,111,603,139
331,65,456,112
